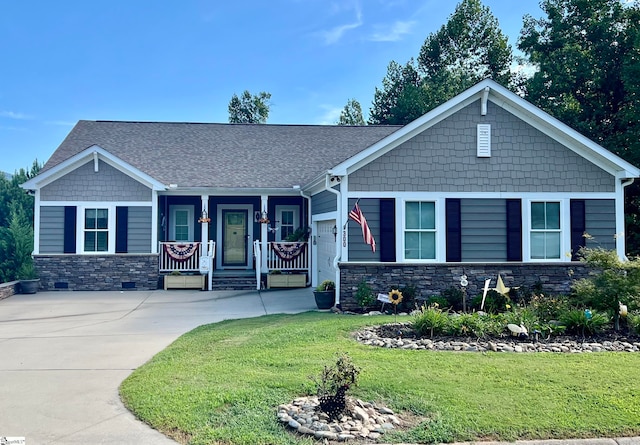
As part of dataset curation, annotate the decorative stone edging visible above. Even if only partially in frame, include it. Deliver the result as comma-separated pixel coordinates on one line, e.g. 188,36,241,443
354,325,640,353
277,396,403,442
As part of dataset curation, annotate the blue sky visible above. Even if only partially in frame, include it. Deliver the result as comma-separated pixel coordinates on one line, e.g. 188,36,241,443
0,0,542,174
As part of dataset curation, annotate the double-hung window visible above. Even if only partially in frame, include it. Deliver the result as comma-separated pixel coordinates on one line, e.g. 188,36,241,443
530,201,561,259
84,208,109,252
404,201,436,260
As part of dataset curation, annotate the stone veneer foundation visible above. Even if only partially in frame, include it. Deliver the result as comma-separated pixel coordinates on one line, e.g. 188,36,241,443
339,262,590,311
34,254,159,291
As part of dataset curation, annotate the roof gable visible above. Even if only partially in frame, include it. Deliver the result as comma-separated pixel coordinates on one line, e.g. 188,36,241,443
330,79,640,180
21,145,166,191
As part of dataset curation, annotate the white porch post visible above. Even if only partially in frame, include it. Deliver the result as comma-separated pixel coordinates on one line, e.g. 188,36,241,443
200,195,209,244
261,195,268,271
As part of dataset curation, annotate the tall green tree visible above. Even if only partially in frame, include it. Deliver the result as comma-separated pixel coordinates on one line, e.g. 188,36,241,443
369,0,514,125
518,0,640,253
418,0,513,86
228,90,271,124
368,60,422,125
0,160,41,282
337,99,365,126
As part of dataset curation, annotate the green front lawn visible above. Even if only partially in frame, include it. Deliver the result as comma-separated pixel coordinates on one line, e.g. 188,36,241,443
120,312,640,445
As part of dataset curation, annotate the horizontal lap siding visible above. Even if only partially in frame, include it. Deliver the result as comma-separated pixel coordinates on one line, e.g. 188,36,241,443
128,207,152,253
460,199,507,262
585,199,616,250
348,199,381,261
311,190,337,215
39,206,65,253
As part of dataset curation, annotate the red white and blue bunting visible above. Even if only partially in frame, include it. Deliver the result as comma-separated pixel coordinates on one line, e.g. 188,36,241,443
272,242,306,261
164,243,199,262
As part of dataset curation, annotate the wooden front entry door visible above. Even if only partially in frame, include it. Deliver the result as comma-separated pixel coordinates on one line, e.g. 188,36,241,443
222,210,248,267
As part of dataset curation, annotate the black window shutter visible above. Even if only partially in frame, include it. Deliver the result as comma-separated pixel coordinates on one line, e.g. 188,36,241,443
446,199,462,262
570,200,586,260
506,199,522,261
63,206,77,254
379,199,396,262
116,207,128,253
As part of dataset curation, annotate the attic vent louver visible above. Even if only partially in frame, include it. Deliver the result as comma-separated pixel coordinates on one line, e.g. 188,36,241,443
477,124,491,157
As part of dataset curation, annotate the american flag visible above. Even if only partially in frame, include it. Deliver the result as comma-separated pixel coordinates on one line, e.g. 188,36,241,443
349,202,376,253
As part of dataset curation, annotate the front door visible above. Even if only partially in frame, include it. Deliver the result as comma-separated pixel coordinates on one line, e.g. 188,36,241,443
222,209,248,267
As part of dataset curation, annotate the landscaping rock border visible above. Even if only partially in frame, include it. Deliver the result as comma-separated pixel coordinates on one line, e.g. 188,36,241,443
278,396,403,442
354,324,640,353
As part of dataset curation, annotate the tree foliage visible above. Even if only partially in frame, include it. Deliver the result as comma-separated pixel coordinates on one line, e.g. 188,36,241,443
0,160,41,282
418,0,513,86
228,90,271,124
369,0,514,124
518,0,640,254
337,98,365,126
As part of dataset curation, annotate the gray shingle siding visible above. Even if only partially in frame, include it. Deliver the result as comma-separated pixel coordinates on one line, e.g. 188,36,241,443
311,190,338,215
39,206,65,253
40,160,152,202
460,199,507,262
585,199,616,250
128,207,152,253
348,100,615,193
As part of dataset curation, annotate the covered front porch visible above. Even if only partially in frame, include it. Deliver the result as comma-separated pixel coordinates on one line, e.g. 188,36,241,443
157,192,311,290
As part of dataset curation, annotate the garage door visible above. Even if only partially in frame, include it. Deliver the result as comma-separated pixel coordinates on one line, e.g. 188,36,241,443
316,220,337,286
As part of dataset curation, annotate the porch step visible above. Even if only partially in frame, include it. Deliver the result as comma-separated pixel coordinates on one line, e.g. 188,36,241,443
211,273,258,291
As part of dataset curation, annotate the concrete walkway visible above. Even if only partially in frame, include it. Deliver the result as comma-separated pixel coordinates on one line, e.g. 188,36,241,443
0,288,316,444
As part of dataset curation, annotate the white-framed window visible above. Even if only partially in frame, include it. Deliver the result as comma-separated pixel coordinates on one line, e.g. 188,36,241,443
276,205,299,241
170,205,193,242
404,201,436,260
530,201,561,259
84,208,109,252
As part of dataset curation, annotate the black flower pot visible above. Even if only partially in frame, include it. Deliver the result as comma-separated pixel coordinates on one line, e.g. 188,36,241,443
20,279,40,294
313,290,335,310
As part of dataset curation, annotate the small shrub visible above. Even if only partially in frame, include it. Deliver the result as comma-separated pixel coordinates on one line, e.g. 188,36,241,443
317,280,335,291
502,307,540,334
398,284,417,312
442,286,465,311
412,304,449,338
529,293,570,321
310,353,360,420
446,313,487,338
470,290,510,314
426,295,450,309
355,280,376,308
628,311,640,335
560,309,610,337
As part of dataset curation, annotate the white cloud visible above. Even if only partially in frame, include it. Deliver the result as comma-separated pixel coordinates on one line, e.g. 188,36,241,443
316,105,343,125
316,0,363,45
0,110,32,120
369,20,416,42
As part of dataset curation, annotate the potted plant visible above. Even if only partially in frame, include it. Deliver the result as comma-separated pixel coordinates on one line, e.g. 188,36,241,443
314,280,335,309
18,259,40,294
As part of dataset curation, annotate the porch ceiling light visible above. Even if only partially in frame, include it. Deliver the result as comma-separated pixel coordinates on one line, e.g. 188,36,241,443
332,224,338,241
198,207,211,223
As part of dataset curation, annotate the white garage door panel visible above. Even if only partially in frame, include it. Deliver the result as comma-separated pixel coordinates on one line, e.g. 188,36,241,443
317,220,337,285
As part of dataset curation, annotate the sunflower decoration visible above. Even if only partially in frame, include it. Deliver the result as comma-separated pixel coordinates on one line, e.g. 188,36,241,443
388,289,403,306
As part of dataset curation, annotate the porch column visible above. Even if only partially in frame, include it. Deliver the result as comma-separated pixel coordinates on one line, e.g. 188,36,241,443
261,195,268,271
201,195,209,244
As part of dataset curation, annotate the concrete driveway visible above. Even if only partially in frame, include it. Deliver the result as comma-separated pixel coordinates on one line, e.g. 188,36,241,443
0,288,317,444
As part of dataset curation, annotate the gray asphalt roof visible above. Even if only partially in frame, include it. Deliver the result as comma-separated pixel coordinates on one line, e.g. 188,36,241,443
42,121,401,188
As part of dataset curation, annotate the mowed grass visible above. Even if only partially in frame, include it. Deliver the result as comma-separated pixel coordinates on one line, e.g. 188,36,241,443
120,312,640,445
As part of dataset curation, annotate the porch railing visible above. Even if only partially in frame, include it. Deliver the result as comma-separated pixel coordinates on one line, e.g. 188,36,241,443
159,241,215,273
266,241,309,272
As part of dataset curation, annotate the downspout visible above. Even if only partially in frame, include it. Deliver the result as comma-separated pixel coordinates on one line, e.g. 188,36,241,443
296,185,312,286
324,172,342,305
